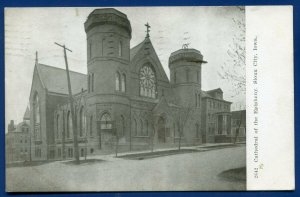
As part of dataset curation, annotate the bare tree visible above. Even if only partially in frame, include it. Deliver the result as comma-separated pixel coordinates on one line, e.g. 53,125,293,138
115,126,119,157
218,6,245,98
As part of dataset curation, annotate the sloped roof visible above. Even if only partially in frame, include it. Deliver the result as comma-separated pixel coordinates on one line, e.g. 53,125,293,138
206,88,223,93
130,39,145,60
201,90,212,98
36,64,86,95
201,90,232,103
23,106,30,120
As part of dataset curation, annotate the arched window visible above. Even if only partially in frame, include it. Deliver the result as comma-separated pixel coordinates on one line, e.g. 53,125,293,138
56,114,60,139
115,72,120,91
33,94,40,125
67,111,72,138
90,115,93,136
121,74,126,92
33,93,41,140
100,112,112,129
79,107,85,137
118,41,122,57
140,64,156,98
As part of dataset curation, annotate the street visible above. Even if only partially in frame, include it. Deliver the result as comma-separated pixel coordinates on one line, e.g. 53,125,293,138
6,145,246,192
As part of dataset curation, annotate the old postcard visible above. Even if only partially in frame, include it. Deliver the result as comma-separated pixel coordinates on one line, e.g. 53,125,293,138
4,6,293,191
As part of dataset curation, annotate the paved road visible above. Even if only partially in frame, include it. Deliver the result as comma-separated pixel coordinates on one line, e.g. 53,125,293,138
6,145,246,192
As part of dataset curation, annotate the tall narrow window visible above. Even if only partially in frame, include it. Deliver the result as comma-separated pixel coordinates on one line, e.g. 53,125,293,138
67,111,72,138
79,107,85,137
56,114,59,139
121,74,126,92
146,120,149,136
198,94,201,107
115,72,120,91
195,93,197,107
34,94,40,124
118,41,122,57
140,64,156,98
197,71,200,83
140,119,143,136
33,93,41,140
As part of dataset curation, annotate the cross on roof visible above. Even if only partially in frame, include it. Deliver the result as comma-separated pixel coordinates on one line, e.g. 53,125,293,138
145,22,151,38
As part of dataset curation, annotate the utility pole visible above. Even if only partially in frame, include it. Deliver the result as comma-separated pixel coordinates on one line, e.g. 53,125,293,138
54,42,80,164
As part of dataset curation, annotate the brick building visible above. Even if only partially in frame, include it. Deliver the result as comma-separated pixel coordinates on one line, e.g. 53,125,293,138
28,8,234,161
6,108,31,163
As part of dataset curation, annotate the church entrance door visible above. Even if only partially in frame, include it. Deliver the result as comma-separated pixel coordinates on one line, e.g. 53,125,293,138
158,117,166,143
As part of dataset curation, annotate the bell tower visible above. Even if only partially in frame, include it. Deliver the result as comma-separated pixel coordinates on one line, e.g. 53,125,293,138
169,48,207,108
84,8,132,95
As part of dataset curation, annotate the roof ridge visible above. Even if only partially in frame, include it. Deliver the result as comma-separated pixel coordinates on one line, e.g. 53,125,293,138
37,63,86,76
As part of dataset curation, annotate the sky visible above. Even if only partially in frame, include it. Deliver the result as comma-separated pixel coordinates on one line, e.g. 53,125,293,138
5,6,245,125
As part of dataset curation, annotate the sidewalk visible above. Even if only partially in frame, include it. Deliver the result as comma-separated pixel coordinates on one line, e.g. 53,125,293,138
76,142,246,162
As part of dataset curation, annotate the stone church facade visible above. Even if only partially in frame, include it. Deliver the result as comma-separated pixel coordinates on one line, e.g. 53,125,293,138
29,8,232,161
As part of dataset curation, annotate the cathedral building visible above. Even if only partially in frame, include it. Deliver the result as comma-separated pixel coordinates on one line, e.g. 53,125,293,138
28,8,232,161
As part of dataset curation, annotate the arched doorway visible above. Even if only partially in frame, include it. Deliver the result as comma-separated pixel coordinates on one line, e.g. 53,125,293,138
157,117,166,143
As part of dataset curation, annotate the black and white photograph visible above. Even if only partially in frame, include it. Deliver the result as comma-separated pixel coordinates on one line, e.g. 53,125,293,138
5,6,247,191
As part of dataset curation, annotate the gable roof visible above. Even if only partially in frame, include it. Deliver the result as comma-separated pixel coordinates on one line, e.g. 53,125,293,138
206,88,223,93
130,39,145,60
36,63,86,95
23,106,30,120
130,38,169,82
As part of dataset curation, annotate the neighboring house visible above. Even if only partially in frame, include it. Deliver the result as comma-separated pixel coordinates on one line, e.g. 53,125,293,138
6,109,31,163
201,88,232,143
27,8,233,161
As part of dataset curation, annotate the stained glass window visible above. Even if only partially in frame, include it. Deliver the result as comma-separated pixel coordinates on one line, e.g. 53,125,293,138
140,65,156,98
